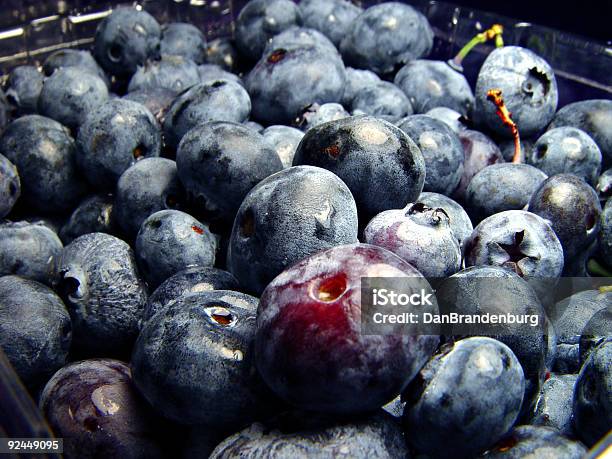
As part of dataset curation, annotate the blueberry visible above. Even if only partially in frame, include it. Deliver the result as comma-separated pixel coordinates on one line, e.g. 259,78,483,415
596,168,612,200
127,55,200,94
160,22,207,64
197,63,242,85
295,102,350,132
293,116,425,222
600,198,612,266
0,89,9,134
205,38,239,72
398,115,464,196
163,79,251,149
483,425,587,458
341,67,381,108
0,221,62,285
255,243,439,413
0,153,20,218
579,306,612,365
299,0,363,48
93,7,162,78
418,191,474,247
529,127,602,184
40,359,166,459
403,337,524,459
465,163,547,222
530,373,577,435
77,99,161,190
475,46,558,137
364,202,461,277
262,125,304,168
0,115,87,213
114,157,186,237
135,210,217,289
209,411,409,458
547,289,610,374
453,129,504,201
0,275,70,390
548,99,612,167
38,67,109,131
464,210,564,281
42,49,110,87
176,121,282,225
573,339,612,446
264,26,339,57
5,65,44,115
243,120,265,133
59,194,116,244
499,138,535,163
425,106,468,133
131,290,272,427
394,60,474,116
122,87,176,124
351,81,413,122
228,166,358,294
340,2,433,75
235,0,302,61
56,232,147,357
528,174,602,261
143,266,239,325
246,45,346,125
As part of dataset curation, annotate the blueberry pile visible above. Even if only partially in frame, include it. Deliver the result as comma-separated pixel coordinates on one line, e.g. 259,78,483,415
0,1,610,458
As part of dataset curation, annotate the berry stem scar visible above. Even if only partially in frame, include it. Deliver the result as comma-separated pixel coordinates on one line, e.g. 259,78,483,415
449,24,504,71
486,88,522,164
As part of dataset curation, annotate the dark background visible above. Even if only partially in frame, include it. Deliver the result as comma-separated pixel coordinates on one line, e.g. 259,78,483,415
452,0,611,42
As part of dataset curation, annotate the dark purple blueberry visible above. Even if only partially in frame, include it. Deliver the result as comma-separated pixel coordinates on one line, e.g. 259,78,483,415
424,106,468,133
0,153,19,218
42,49,110,87
131,290,271,427
547,289,610,374
341,67,381,108
299,0,363,48
292,116,425,222
77,99,161,190
56,233,147,357
403,337,524,459
40,359,165,459
528,174,601,261
197,63,242,85
5,65,43,115
340,3,433,75
475,46,558,138
143,266,239,325
246,45,346,125
548,99,612,167
418,191,474,247
295,102,349,132
59,194,116,244
38,67,109,131
122,87,176,125
572,339,612,447
262,125,304,168
529,373,577,435
228,166,358,295
0,276,71,390
597,168,612,200
209,411,408,458
351,81,413,122
265,26,339,57
205,38,239,72
127,55,200,94
529,127,602,184
163,79,251,148
0,221,62,285
255,243,439,414
454,129,504,201
465,163,547,222
0,115,87,213
394,60,474,116
364,202,461,277
579,306,612,365
93,7,161,78
235,0,303,61
398,114,464,196
135,210,217,289
482,425,587,458
600,198,612,266
176,121,283,225
114,157,186,237
160,22,207,64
